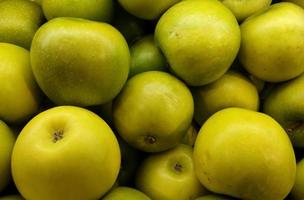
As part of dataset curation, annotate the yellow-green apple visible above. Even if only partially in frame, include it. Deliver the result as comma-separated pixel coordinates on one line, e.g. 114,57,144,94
239,2,304,82
0,43,40,124
155,0,240,86
31,17,130,106
136,144,208,200
11,106,121,200
0,195,24,200
0,120,15,192
118,0,180,20
263,73,304,147
220,0,272,22
113,71,194,152
195,194,236,200
194,108,296,200
193,70,259,126
102,187,150,200
42,0,113,22
0,0,43,49
291,159,304,199
129,35,167,78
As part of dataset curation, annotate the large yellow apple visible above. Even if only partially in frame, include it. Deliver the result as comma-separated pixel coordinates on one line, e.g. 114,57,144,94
31,17,130,106
155,0,240,86
194,108,296,200
0,43,40,124
11,106,121,200
239,2,304,82
0,120,15,192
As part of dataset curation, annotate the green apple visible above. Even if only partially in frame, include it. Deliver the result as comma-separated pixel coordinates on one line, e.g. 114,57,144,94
42,0,114,22
283,0,304,8
291,159,304,199
239,2,304,82
0,121,15,192
113,71,194,152
11,106,121,200
118,0,180,20
31,17,130,106
129,34,167,78
0,0,43,49
136,144,208,200
194,108,296,200
263,73,304,147
193,70,259,126
155,0,240,86
195,194,236,200
220,0,272,22
0,195,24,200
102,187,150,200
0,43,40,124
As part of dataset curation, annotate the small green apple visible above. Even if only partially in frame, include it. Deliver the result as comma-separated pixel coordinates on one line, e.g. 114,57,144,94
194,108,296,200
11,106,121,200
31,17,130,106
0,0,43,49
291,159,304,199
113,71,194,152
195,194,236,200
136,144,208,200
129,34,167,78
0,195,24,200
193,70,259,126
42,0,114,22
118,0,180,20
220,0,272,22
263,73,304,147
239,2,304,82
155,0,240,86
0,120,15,192
283,0,304,8
102,187,150,200
0,43,40,124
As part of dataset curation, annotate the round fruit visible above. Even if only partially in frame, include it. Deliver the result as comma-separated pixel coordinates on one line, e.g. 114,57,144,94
193,70,259,126
0,0,43,49
42,0,114,22
291,159,304,200
0,120,15,192
118,0,180,20
129,34,167,78
194,108,296,200
12,106,121,200
155,0,240,86
31,17,130,106
102,187,151,200
0,43,40,124
136,144,208,200
113,71,193,152
239,2,304,82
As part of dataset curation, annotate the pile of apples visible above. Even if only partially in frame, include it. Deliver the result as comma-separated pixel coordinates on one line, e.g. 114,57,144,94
1,0,304,199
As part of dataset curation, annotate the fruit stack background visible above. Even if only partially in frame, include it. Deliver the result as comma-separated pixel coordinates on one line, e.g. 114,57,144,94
0,0,303,200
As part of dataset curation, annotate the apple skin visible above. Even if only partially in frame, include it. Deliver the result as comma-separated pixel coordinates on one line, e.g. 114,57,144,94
118,0,180,20
239,2,304,82
283,0,304,8
0,43,40,124
194,108,296,200
31,17,130,107
113,71,194,152
220,0,272,22
291,159,304,200
135,144,208,200
0,195,24,200
263,73,304,148
193,70,259,126
11,106,121,200
155,0,240,86
0,121,15,192
0,0,43,49
42,0,114,22
102,187,150,200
